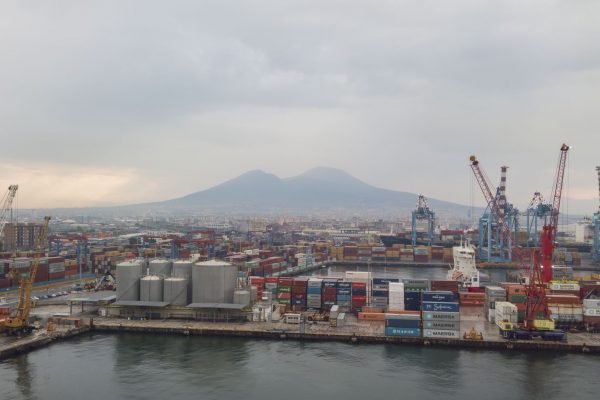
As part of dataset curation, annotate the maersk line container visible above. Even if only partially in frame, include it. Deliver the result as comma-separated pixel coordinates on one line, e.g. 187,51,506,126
423,329,460,339
583,299,600,308
422,320,460,330
385,327,421,337
422,302,460,313
422,311,460,322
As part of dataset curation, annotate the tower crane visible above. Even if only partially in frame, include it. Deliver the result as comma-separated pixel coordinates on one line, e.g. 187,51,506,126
411,194,435,246
0,185,18,249
593,167,600,262
1,216,51,335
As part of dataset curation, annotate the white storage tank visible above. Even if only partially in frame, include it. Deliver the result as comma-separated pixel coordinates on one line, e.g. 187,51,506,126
163,277,188,306
116,260,144,301
140,275,164,302
173,260,193,303
149,259,172,277
233,289,251,306
192,260,238,303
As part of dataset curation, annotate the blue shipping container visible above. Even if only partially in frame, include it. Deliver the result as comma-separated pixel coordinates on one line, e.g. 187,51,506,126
337,295,351,301
404,292,421,301
385,327,422,337
422,291,457,303
372,290,389,297
352,289,367,296
337,282,352,289
386,319,421,329
337,289,351,296
323,280,338,288
421,302,460,312
373,277,400,285
307,287,322,295
404,303,421,311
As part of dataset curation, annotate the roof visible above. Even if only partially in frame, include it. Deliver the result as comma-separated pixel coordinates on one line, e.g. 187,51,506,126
194,260,232,267
69,293,116,303
186,303,246,310
113,300,170,307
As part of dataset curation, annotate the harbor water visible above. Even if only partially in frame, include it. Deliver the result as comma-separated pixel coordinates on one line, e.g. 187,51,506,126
0,333,598,400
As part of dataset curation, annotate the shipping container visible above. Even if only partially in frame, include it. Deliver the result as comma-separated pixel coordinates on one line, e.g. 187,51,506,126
421,302,460,313
423,329,460,339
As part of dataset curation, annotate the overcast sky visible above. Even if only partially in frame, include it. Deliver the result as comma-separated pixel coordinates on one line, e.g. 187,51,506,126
1,1,599,214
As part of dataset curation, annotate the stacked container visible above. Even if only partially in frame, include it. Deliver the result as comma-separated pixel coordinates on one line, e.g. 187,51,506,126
403,279,429,311
485,286,507,323
321,279,338,310
422,291,460,339
549,281,580,297
249,276,265,301
547,294,583,325
351,282,367,312
388,282,405,311
494,301,518,327
337,281,352,311
291,278,308,310
277,277,293,306
385,312,422,337
307,278,323,309
264,277,278,297
500,283,526,322
372,277,399,309
583,298,600,328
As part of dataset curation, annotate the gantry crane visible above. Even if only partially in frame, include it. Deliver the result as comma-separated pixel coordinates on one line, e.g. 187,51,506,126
525,191,552,247
470,145,569,338
1,216,51,335
411,194,435,246
593,166,600,262
479,166,519,262
0,185,18,249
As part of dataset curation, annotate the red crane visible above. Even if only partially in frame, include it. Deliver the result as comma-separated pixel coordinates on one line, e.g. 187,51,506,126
540,143,570,283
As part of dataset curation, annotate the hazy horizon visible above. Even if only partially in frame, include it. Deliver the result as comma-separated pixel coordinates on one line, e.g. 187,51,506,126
1,1,599,214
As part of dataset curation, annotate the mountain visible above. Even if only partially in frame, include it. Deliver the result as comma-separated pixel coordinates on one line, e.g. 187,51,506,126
146,166,474,216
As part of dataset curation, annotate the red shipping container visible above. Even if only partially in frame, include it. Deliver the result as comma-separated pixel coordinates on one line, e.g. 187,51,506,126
277,292,291,300
265,277,278,283
322,287,337,296
546,294,580,305
278,277,293,286
351,282,367,289
49,271,65,281
293,278,309,287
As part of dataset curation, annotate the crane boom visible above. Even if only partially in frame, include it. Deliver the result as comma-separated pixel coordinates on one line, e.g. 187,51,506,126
0,185,18,243
469,156,513,257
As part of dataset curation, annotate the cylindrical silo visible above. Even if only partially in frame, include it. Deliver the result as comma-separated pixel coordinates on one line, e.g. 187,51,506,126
140,275,163,302
163,277,188,306
116,261,143,301
193,260,238,303
172,261,193,302
233,289,251,306
149,259,172,277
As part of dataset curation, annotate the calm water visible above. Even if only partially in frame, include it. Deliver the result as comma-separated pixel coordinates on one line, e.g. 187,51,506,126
1,333,598,400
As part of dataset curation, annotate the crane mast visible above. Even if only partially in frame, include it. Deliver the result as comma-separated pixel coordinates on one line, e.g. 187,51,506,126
1,216,51,335
540,144,570,283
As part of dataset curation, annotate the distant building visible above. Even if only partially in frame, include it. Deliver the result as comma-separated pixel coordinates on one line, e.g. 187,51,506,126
2,222,44,251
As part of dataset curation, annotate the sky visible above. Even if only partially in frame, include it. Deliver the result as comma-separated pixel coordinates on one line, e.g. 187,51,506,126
1,1,599,214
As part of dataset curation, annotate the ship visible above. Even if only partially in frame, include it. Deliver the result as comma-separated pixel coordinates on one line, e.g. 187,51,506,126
447,240,480,287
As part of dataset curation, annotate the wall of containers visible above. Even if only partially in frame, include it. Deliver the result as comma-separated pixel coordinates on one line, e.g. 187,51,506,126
0,256,72,289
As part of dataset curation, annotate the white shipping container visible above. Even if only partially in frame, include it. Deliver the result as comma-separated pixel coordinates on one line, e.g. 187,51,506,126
549,283,580,291
584,308,600,316
583,299,600,308
423,329,460,339
494,301,518,325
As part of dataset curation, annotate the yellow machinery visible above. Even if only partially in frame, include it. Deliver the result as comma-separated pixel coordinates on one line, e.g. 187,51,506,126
463,327,484,340
0,216,50,335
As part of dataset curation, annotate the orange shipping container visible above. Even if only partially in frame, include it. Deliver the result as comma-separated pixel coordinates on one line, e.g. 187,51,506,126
358,312,385,321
